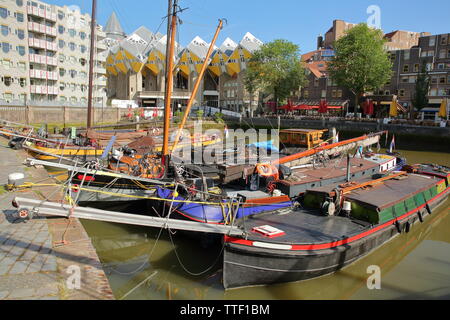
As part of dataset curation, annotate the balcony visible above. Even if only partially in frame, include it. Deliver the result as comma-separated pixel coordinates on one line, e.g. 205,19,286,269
29,54,57,66
30,85,59,95
28,38,57,51
94,66,106,74
29,70,58,81
137,90,192,100
27,22,57,37
27,5,57,22
95,78,107,86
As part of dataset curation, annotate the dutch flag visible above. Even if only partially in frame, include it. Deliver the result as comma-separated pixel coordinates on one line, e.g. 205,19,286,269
389,135,395,153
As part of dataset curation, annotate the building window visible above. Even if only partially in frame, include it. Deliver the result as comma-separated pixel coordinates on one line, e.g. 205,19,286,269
4,76,12,86
59,68,65,77
399,89,406,97
404,50,410,60
390,53,396,62
59,54,65,63
429,37,436,46
17,29,24,40
19,78,26,87
16,45,25,56
68,29,76,37
414,64,419,72
1,25,8,36
60,96,66,102
304,90,309,98
17,62,26,70
438,63,445,70
431,77,438,84
58,25,65,34
314,78,319,87
80,45,86,53
79,58,86,66
58,40,65,48
403,65,409,72
0,8,8,19
58,10,64,20
15,12,24,22
401,76,409,83
69,69,77,78
439,77,446,84
79,32,86,40
337,90,342,98
2,42,10,54
69,42,76,51
16,0,23,7
441,37,447,45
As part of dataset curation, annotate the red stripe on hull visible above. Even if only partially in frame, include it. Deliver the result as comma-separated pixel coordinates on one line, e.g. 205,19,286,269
225,185,450,251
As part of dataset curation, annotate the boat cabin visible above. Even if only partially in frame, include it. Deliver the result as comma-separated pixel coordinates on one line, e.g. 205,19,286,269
303,173,446,225
279,129,328,149
277,153,398,198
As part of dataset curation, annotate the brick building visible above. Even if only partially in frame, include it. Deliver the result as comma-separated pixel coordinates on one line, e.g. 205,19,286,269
296,20,431,115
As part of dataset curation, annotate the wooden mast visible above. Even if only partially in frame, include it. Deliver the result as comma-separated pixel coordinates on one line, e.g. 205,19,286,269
171,19,224,153
162,0,178,169
87,0,97,129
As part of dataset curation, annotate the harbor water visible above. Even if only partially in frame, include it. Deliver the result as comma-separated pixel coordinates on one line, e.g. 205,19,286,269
80,149,450,300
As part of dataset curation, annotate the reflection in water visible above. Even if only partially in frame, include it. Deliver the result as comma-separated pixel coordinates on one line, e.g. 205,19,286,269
80,149,450,300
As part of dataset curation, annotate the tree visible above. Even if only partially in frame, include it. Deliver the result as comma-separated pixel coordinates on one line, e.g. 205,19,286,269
411,63,430,114
245,39,306,110
328,24,392,113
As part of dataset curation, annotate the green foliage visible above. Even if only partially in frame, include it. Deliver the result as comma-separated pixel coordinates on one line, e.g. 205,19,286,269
412,63,430,112
328,24,392,104
214,112,224,123
245,39,306,105
196,109,204,119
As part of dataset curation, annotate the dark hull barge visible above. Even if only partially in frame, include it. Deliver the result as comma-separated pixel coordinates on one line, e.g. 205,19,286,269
222,165,450,289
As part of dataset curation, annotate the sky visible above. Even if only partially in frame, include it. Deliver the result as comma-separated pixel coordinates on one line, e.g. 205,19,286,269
45,0,450,54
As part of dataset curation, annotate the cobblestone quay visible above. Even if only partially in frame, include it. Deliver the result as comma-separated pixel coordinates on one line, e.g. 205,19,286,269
0,137,114,300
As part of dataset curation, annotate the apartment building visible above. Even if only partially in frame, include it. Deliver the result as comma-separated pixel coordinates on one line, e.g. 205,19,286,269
0,0,107,106
377,33,450,110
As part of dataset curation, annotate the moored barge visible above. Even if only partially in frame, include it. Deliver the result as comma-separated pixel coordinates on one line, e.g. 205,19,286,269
222,165,450,289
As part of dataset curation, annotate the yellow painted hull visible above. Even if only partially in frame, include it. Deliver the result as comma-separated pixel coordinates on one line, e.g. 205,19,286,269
29,138,221,161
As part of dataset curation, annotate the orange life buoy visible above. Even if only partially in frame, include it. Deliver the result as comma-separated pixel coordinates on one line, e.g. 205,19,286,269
256,163,279,180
